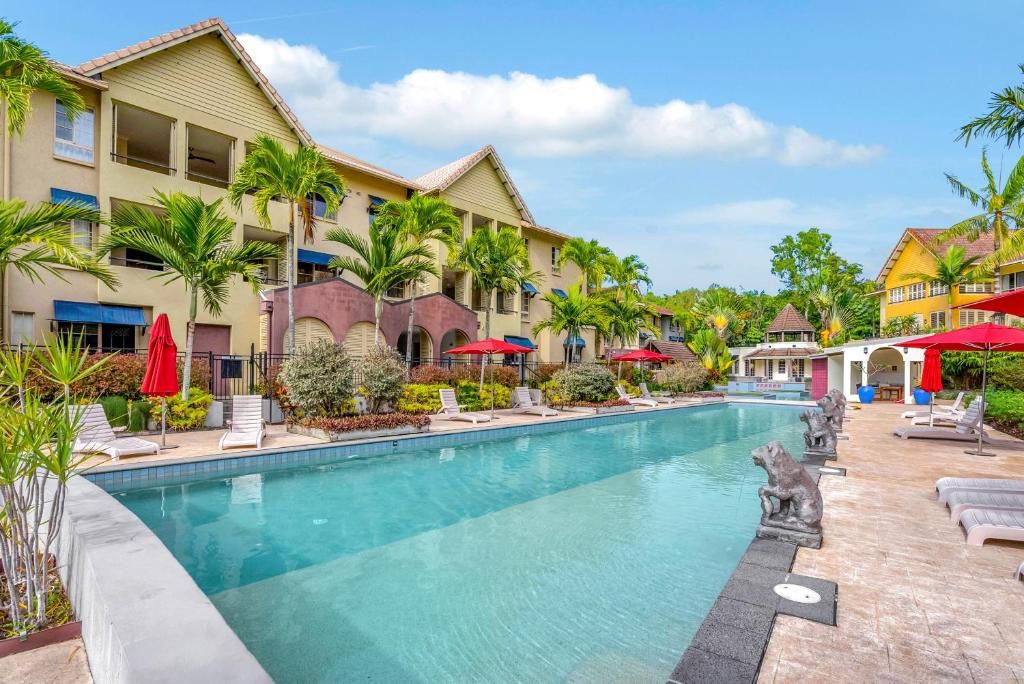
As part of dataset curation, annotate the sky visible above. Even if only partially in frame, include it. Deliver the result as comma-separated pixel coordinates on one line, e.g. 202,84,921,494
14,1,1024,293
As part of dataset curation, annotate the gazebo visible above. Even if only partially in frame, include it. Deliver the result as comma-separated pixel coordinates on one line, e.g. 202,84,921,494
739,304,818,381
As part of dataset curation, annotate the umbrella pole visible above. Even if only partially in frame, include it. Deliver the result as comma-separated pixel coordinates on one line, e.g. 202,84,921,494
161,396,167,448
966,347,995,457
490,354,496,420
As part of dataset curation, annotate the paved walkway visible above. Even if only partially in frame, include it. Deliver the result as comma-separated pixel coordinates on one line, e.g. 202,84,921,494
0,638,91,684
758,402,1024,682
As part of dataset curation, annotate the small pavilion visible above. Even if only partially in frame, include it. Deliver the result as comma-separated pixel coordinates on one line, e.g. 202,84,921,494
740,304,819,381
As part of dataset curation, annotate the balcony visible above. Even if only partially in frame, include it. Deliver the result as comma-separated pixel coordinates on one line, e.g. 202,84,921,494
112,104,175,176
186,125,233,188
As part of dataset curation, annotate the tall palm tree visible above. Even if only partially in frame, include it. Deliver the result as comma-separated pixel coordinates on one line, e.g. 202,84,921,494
325,221,437,345
694,290,744,341
603,253,653,298
228,135,346,354
811,284,868,346
102,192,281,399
374,194,460,367
557,237,611,294
900,245,982,330
600,291,655,349
449,226,541,339
937,151,1024,284
958,65,1024,147
1,18,85,136
533,283,607,366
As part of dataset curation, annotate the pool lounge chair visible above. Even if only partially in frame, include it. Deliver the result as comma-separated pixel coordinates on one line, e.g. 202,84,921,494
73,403,159,461
935,477,1024,503
220,395,266,450
640,383,675,404
893,399,988,442
945,490,1024,520
512,387,558,417
902,391,965,420
437,389,492,424
959,508,1024,546
1016,560,1024,581
616,384,659,408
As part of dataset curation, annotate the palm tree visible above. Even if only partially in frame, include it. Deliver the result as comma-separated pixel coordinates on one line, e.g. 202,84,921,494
959,65,1024,147
1,19,85,136
687,329,734,380
937,151,1024,283
812,285,868,346
600,291,655,349
900,245,983,330
533,283,607,366
374,194,460,367
694,290,744,341
325,221,437,345
449,226,541,339
604,253,653,298
102,192,281,399
228,135,346,354
557,237,611,294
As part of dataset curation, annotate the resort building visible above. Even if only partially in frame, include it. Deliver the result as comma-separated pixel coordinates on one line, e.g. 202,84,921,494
0,18,591,365
874,228,995,330
733,304,818,381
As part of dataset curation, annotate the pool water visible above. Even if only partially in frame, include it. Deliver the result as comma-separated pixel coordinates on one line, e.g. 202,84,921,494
113,403,804,682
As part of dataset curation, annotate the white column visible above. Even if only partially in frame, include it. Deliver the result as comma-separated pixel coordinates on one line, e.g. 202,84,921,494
903,358,913,404
843,353,852,401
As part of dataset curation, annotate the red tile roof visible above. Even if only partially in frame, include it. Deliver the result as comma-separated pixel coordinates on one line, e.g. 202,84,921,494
744,347,818,359
875,228,996,284
644,340,698,363
766,303,816,333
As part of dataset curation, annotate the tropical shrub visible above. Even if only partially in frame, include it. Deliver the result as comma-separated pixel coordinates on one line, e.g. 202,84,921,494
295,412,430,434
941,351,984,389
409,365,456,385
408,363,520,387
985,389,1024,438
989,354,1024,390
618,381,640,397
99,395,129,426
166,387,213,430
279,340,356,417
455,381,511,411
529,363,563,386
397,383,451,414
359,345,407,413
552,364,616,402
25,352,210,400
660,362,711,394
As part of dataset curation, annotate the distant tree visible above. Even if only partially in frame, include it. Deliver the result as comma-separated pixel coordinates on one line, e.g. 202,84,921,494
604,253,653,297
770,228,863,317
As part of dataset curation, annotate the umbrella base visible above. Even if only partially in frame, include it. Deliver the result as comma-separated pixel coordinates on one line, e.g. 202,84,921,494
159,444,180,451
964,448,997,457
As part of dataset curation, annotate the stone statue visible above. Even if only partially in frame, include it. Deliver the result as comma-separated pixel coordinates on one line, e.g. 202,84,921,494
801,409,837,460
751,441,823,548
817,394,843,433
828,388,848,425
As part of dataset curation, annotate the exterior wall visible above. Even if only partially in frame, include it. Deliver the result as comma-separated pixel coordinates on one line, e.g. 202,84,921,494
444,161,521,223
811,358,828,400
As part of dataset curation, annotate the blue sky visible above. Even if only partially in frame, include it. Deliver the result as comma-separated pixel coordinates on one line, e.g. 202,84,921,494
14,1,1024,293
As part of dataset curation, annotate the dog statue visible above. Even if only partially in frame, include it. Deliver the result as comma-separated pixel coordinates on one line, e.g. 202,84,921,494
751,441,823,547
817,394,843,433
801,409,838,459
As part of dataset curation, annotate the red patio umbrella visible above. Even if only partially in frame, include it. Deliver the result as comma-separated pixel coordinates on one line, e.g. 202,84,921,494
917,348,944,426
900,323,1024,456
610,348,674,381
953,288,1024,317
443,338,534,418
141,313,179,449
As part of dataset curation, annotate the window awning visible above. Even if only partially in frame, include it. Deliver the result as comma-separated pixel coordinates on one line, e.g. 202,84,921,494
54,300,146,326
522,282,539,296
503,335,536,350
297,249,334,267
368,196,386,211
563,335,586,347
50,188,98,208
551,288,568,299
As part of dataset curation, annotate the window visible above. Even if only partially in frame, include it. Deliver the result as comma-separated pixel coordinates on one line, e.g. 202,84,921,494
960,282,993,294
766,360,773,379
10,312,33,346
744,359,753,376
311,192,337,221
778,359,786,375
70,219,93,250
57,322,98,349
907,283,925,301
54,102,94,163
112,103,175,174
795,358,805,379
888,287,905,304
497,290,514,314
472,287,486,312
1004,272,1024,292
521,290,531,320
959,309,990,327
930,281,949,297
551,247,560,273
386,281,406,299
930,311,946,329
185,124,233,188
368,197,384,226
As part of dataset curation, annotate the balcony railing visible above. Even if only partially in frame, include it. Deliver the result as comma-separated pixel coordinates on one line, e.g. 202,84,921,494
111,152,175,175
109,255,165,272
186,169,230,189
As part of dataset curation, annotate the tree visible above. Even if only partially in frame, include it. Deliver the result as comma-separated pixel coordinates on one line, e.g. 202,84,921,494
958,64,1024,147
228,135,346,355
558,237,611,294
374,194,460,367
937,151,1024,285
604,253,652,297
601,291,654,349
900,245,982,329
694,289,747,342
686,329,734,381
533,283,607,366
449,226,541,339
102,192,280,399
325,221,437,345
810,283,869,347
1,18,85,136
770,228,863,317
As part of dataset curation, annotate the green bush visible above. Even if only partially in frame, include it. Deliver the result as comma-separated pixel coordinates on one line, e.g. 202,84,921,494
986,390,1024,434
127,399,152,432
552,364,616,403
279,340,356,418
454,381,511,411
660,362,711,394
989,354,1024,390
359,346,407,413
99,395,129,427
527,363,562,386
397,383,451,414
408,363,520,387
166,388,213,430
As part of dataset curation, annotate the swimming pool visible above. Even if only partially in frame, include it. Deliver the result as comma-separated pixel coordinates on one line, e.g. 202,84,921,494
109,403,804,682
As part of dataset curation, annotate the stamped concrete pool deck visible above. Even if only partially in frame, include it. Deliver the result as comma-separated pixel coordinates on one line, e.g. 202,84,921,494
758,401,1024,683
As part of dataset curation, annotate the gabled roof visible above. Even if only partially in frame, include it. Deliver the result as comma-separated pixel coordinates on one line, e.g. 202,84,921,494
766,304,815,334
413,145,535,223
75,17,312,146
644,339,698,363
316,144,421,190
875,228,996,284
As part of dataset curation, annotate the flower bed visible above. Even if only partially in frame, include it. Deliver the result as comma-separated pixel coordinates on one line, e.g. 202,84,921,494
0,557,80,656
558,399,634,415
288,413,431,442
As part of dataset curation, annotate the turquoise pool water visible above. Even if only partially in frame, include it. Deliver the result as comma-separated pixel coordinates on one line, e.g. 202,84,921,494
112,403,804,682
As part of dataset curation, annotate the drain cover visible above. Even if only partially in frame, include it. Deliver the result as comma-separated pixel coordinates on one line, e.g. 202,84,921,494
818,467,842,474
774,583,821,604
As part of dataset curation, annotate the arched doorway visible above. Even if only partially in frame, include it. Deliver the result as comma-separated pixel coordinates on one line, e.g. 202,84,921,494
440,328,470,366
866,346,911,401
397,327,434,365
343,321,377,359
293,317,333,349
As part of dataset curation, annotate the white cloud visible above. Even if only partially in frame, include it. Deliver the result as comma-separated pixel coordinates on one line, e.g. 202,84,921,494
239,33,884,167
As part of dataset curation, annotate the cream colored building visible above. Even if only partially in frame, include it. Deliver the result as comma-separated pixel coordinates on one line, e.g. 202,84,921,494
0,18,592,365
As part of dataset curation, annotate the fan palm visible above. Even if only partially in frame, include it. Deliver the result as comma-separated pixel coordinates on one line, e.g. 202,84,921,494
557,237,611,294
937,151,1024,279
600,291,655,349
694,290,745,341
1,18,85,136
958,65,1024,147
900,245,983,330
101,192,282,399
228,135,346,354
325,221,438,345
449,226,541,339
374,193,460,367
687,328,734,380
533,283,607,366
604,253,653,297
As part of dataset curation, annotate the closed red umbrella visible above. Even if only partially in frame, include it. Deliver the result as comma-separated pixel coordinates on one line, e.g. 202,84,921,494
444,338,534,418
141,313,179,449
920,348,943,394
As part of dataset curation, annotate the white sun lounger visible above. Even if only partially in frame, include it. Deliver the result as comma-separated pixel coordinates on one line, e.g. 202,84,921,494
512,387,558,417
894,399,987,441
616,384,658,407
220,395,266,450
935,477,1024,503
959,508,1024,546
1016,560,1024,581
640,383,675,404
73,403,159,461
437,388,492,424
902,391,965,419
946,491,1024,520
